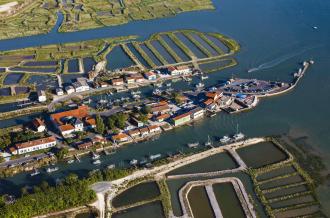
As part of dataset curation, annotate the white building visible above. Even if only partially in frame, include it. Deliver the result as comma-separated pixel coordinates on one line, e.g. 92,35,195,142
73,79,90,92
144,71,157,80
56,88,64,96
168,65,191,76
32,118,46,133
190,107,205,119
175,65,191,75
11,136,57,155
37,90,47,103
65,86,75,94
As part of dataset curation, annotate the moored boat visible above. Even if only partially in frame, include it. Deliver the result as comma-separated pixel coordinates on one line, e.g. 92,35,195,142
30,169,40,177
187,142,199,148
46,167,59,173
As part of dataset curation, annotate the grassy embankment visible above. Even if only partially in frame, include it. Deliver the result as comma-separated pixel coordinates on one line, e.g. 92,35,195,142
247,138,325,217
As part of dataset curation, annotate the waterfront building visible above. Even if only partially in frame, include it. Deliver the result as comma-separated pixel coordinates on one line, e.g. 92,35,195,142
50,105,91,137
91,135,107,145
56,88,64,96
128,129,141,139
10,136,56,155
37,90,46,103
168,65,191,76
132,73,145,83
111,78,124,86
205,91,223,101
144,71,157,80
32,118,46,132
130,117,144,127
125,76,135,84
189,107,205,119
148,125,161,134
76,141,93,150
168,66,180,76
171,112,192,126
65,86,75,94
175,65,191,75
111,133,129,143
151,103,170,115
73,78,90,92
155,113,171,122
139,127,150,137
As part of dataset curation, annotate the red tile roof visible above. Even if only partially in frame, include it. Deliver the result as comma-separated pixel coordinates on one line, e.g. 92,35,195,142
204,98,214,105
112,133,129,140
15,136,56,149
172,112,191,121
155,113,170,121
59,124,75,132
32,118,44,128
51,105,89,125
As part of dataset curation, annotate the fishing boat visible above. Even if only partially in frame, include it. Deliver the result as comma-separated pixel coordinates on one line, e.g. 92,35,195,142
187,142,199,148
91,152,100,160
93,160,101,165
30,169,40,177
219,135,231,144
195,82,204,89
67,159,74,164
201,74,209,80
166,83,172,87
233,124,245,141
204,135,212,146
107,164,115,169
152,88,161,95
46,167,59,173
130,159,138,166
149,153,161,161
233,133,245,141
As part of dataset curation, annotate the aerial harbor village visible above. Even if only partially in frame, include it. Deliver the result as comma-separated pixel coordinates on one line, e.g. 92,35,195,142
0,0,329,218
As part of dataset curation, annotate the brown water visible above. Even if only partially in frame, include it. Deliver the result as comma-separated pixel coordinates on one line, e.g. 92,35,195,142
167,151,238,176
112,181,160,208
112,201,165,218
187,186,215,218
237,142,288,168
213,183,246,218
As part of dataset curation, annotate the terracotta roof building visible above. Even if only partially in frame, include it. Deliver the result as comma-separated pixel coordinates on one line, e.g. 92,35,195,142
11,136,57,155
50,105,89,137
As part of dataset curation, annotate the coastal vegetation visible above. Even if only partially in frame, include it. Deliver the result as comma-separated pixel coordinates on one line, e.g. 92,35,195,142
246,138,325,217
0,167,134,217
0,0,214,40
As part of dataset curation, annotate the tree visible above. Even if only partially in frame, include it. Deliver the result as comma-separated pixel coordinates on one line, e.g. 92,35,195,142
65,173,79,185
106,116,116,130
141,105,151,115
56,147,69,160
95,114,105,134
115,113,128,129
0,133,11,150
138,113,149,124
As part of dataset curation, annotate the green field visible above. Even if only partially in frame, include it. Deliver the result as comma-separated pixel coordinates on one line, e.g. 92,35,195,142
0,0,214,40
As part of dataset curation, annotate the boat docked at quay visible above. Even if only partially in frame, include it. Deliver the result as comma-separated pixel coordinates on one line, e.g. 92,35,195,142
187,142,199,148
46,167,59,173
219,135,231,144
30,169,40,177
93,160,101,165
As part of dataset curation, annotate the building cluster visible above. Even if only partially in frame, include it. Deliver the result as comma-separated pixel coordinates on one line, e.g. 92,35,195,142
109,65,192,87
50,105,96,137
